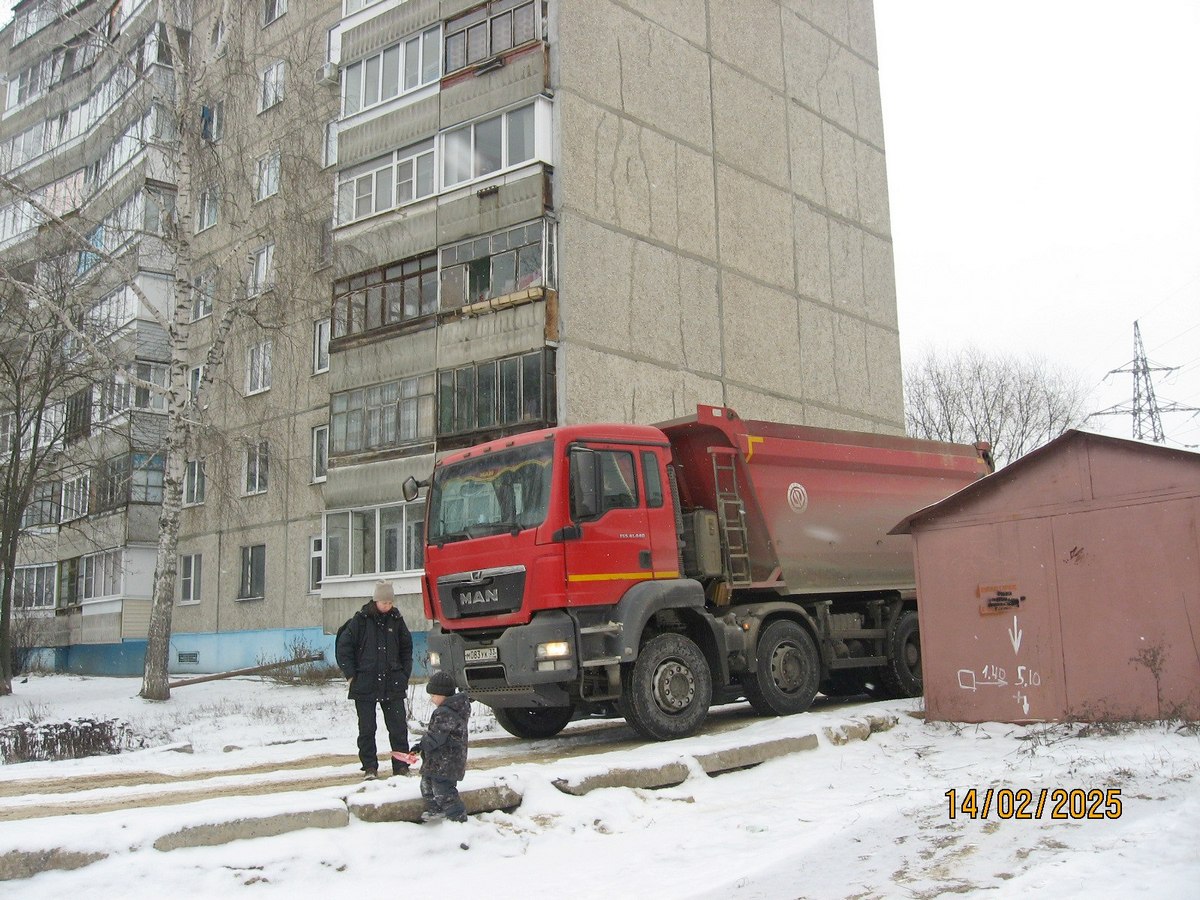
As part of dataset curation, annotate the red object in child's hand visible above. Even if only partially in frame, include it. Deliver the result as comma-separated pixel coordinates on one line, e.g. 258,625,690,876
391,751,419,766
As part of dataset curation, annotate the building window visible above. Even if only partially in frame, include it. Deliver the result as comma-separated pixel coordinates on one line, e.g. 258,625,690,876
332,253,437,338
245,440,269,494
130,452,165,502
437,348,554,437
259,60,286,111
444,1,538,74
21,482,58,528
238,544,266,599
342,25,440,117
442,102,536,189
312,424,328,482
132,361,168,411
180,553,201,603
200,100,224,141
61,474,89,522
192,269,215,320
246,340,272,394
248,242,275,294
255,150,280,201
79,548,122,600
309,536,323,592
336,138,434,225
313,319,330,373
197,184,218,231
188,365,205,402
324,501,424,578
184,459,206,505
64,387,91,444
264,0,287,26
439,219,552,309
330,374,435,454
96,455,129,510
14,564,56,608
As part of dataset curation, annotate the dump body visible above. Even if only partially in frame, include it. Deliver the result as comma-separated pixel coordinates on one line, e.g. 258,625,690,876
661,405,992,595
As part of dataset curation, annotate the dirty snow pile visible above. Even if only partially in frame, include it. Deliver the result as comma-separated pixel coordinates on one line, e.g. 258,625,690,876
0,674,1198,899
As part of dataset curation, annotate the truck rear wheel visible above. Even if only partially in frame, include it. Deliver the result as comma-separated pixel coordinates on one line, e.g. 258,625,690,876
742,620,820,716
621,633,713,741
492,705,575,739
878,609,922,698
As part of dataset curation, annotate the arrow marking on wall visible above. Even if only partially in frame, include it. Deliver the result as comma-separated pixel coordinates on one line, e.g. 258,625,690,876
1008,615,1023,654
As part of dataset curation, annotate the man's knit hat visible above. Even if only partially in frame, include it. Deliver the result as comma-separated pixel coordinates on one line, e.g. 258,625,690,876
426,671,457,696
373,581,395,604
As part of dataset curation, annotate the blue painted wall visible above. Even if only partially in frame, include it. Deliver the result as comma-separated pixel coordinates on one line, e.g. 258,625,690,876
29,628,431,678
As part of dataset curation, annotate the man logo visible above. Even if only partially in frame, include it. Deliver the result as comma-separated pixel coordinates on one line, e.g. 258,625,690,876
458,588,499,606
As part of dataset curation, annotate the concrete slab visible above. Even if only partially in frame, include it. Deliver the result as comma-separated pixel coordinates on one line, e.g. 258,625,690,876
553,762,691,796
349,783,522,823
152,806,349,852
0,849,106,882
695,734,819,774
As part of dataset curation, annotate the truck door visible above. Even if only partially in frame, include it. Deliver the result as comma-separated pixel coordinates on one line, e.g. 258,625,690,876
564,444,652,608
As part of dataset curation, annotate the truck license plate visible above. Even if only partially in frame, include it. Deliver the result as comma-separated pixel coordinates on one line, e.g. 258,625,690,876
464,647,498,663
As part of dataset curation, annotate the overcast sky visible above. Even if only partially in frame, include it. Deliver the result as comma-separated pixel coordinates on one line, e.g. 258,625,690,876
875,0,1200,448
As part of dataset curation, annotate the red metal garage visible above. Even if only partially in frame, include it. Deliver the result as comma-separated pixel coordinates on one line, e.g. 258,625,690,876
892,430,1200,724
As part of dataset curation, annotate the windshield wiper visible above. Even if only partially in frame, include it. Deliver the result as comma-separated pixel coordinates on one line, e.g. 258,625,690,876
434,531,470,547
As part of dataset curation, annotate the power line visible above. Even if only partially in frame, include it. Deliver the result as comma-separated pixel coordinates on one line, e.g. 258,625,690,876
1087,321,1200,443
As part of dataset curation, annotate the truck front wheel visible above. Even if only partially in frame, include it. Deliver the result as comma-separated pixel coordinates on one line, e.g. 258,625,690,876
492,705,575,739
878,609,922,698
742,620,820,716
621,633,713,741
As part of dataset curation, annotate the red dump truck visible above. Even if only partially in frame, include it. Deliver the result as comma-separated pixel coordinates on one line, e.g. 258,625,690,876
408,405,991,741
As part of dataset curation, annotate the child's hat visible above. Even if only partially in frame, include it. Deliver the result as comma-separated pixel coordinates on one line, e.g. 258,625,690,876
426,671,457,695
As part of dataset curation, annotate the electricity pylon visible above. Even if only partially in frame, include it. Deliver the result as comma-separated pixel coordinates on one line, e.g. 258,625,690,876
1089,321,1199,443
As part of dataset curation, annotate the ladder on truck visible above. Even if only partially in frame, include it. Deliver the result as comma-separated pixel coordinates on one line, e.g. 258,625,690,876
709,447,753,587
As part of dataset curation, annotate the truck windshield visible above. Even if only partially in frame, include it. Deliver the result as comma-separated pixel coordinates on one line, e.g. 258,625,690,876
428,442,554,544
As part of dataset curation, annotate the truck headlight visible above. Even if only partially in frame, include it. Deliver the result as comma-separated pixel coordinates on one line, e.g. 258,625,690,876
428,651,441,667
535,640,571,660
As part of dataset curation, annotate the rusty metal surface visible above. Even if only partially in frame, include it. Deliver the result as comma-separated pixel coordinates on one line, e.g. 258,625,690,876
908,432,1200,723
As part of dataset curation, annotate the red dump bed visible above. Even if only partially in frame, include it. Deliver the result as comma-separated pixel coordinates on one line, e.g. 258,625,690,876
659,405,991,595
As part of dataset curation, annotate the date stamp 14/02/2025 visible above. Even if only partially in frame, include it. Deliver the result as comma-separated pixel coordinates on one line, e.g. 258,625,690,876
945,788,1122,821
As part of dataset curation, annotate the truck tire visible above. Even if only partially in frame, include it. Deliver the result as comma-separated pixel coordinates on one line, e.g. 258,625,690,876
742,620,820,716
877,609,922,698
492,705,575,739
621,633,713,741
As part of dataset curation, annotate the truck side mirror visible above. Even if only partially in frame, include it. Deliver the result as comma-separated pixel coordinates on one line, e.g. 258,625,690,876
569,447,598,520
402,475,422,502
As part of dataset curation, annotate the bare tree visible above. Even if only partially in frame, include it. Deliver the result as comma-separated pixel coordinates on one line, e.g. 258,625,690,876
904,346,1090,468
0,0,336,698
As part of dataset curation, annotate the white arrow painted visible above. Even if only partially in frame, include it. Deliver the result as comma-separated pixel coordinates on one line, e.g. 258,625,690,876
1008,615,1023,654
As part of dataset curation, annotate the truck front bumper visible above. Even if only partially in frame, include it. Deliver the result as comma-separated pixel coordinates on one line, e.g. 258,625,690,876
428,610,578,709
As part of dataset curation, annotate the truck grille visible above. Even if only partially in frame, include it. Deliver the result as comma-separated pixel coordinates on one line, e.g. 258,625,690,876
438,565,525,619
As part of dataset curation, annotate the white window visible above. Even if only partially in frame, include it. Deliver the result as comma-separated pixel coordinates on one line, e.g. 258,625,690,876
341,25,440,117
323,121,338,168
188,365,205,403
180,553,202,603
323,501,425,578
61,474,89,522
14,564,55,608
132,361,168,411
314,319,330,373
312,424,328,482
442,102,536,188
247,340,272,394
80,548,122,600
248,242,275,295
192,269,215,320
264,0,287,26
309,536,323,593
255,150,280,201
260,61,286,112
238,543,266,599
197,184,218,231
201,100,223,141
336,139,434,225
245,440,269,494
184,459,206,505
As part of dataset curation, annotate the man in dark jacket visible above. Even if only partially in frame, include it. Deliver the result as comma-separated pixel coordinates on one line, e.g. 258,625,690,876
412,670,471,822
335,581,413,779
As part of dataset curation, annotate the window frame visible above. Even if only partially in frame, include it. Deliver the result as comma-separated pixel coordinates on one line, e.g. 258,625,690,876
13,563,56,609
61,473,90,522
441,101,538,190
248,242,275,295
263,0,287,27
196,184,218,232
191,268,215,320
246,339,273,395
244,439,269,495
313,318,330,374
444,1,539,75
179,552,202,604
184,458,206,506
322,500,425,580
340,24,441,118
259,60,286,112
255,149,281,201
238,543,266,600
312,424,329,482
309,536,323,593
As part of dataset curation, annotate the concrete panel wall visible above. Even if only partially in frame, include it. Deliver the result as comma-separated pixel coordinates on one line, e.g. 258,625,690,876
554,0,902,433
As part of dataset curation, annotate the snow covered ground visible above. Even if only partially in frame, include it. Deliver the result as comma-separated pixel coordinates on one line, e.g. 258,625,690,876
1,674,1198,899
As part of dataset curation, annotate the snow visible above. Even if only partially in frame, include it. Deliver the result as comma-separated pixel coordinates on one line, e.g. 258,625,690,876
1,674,1198,899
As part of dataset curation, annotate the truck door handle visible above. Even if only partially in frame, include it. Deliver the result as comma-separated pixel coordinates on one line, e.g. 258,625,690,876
638,550,652,569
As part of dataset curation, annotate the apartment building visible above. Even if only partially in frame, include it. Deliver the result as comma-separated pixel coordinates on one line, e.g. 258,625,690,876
322,0,902,644
2,0,900,675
